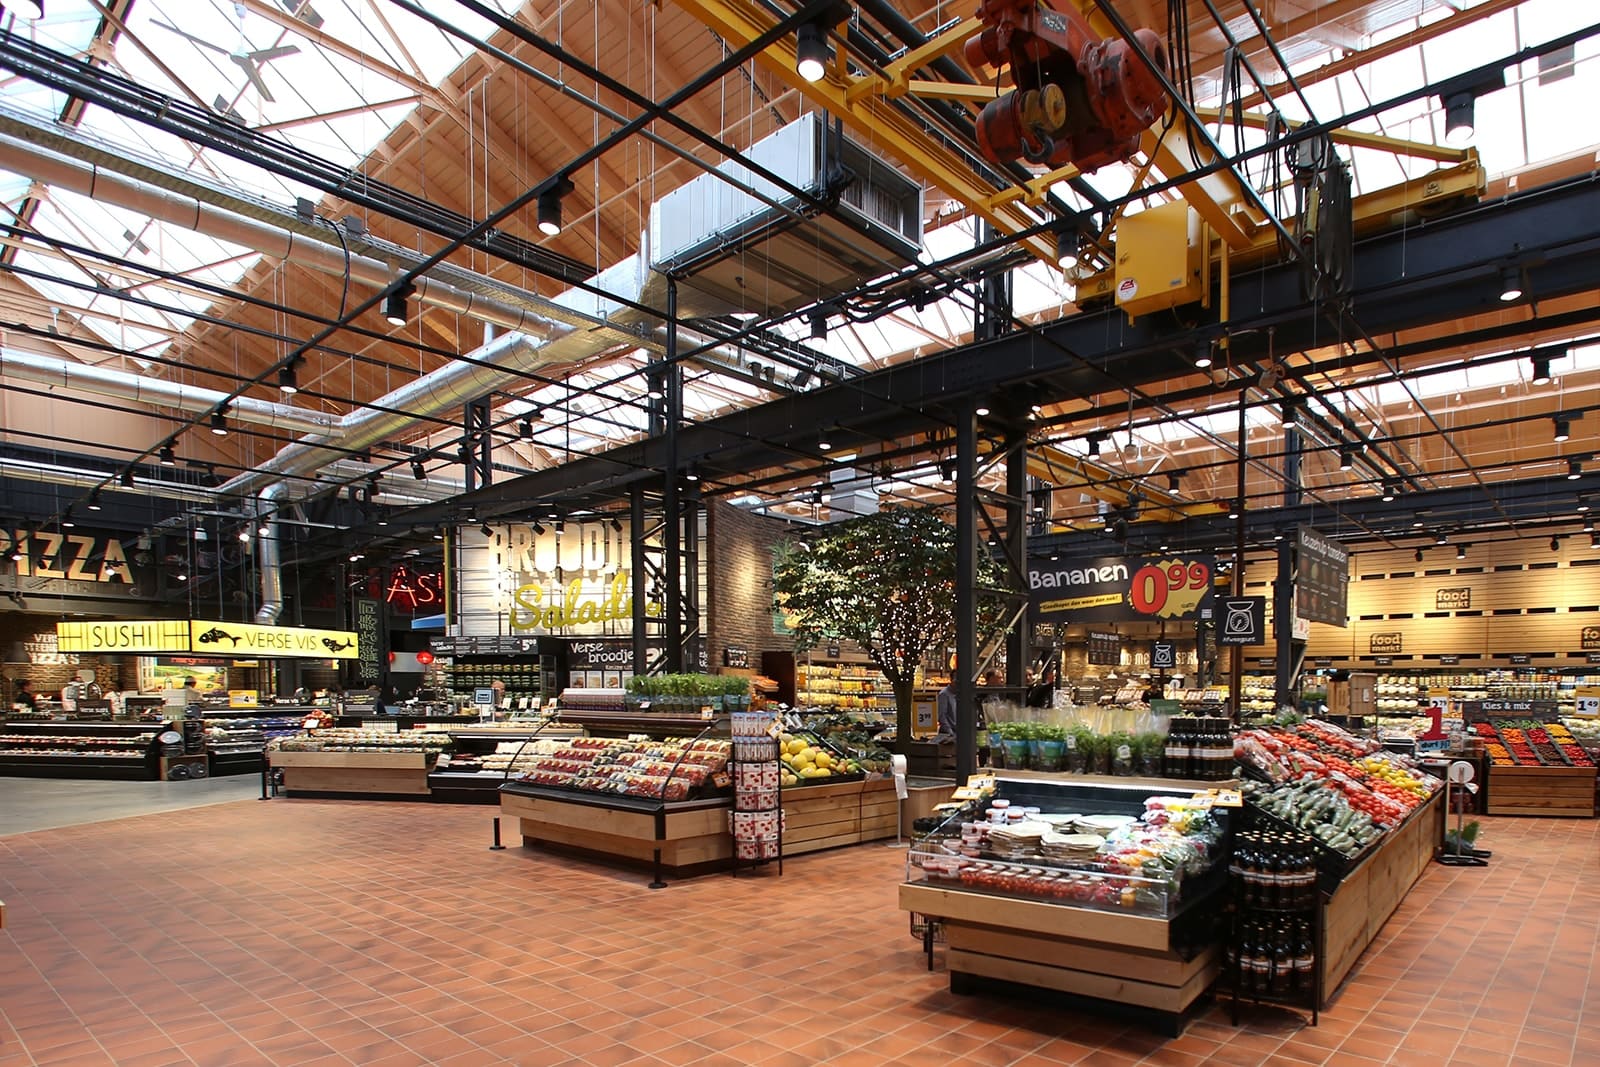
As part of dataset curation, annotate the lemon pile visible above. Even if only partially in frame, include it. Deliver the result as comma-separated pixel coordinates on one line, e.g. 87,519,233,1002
778,733,862,786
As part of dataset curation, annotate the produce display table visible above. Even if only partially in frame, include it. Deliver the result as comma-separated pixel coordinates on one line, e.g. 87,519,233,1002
499,781,731,874
1318,788,1444,1000
784,777,898,855
268,749,434,796
1485,765,1597,817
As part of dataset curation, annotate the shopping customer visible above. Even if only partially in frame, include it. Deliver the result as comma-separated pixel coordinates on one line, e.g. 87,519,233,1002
11,679,37,711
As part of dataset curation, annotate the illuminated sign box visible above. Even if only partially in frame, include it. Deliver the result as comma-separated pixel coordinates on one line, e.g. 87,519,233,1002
57,620,361,659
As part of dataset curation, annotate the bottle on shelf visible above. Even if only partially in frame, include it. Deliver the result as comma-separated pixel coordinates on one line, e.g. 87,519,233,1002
1292,920,1315,994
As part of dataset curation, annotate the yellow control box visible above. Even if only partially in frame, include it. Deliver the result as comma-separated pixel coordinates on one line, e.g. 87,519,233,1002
1114,200,1203,319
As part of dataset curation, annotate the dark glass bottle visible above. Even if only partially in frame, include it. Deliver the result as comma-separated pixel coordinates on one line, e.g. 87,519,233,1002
1293,921,1315,994
1271,922,1293,996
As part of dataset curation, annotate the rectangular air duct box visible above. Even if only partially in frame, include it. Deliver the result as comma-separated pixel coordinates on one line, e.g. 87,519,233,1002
649,112,924,318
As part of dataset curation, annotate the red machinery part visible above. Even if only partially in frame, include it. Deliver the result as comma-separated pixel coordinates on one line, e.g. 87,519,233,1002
965,0,1168,172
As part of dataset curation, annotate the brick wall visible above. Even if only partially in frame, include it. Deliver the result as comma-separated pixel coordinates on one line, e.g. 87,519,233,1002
706,501,799,669
1,615,133,704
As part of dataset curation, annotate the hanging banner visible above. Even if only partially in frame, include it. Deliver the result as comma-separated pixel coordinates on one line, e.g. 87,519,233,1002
1295,526,1349,627
1029,554,1214,623
57,619,360,659
353,599,383,685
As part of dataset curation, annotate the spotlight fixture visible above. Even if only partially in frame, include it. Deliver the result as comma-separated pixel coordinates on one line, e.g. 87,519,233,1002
554,519,566,534
411,460,427,481
209,410,229,436
808,308,828,340
1273,528,1285,541
1086,434,1101,457
1279,399,1299,429
1055,222,1081,270
531,522,547,535
1554,418,1571,443
1443,90,1475,146
1531,355,1552,386
1435,531,1448,545
818,431,833,452
1586,517,1596,533
1338,449,1354,471
975,404,990,417
939,460,956,484
1497,264,1523,303
159,442,177,466
277,363,299,394
536,175,575,237
609,518,623,533
795,19,830,82
377,514,389,527
1579,499,1592,512
175,571,188,582
349,553,364,562
645,372,664,400
480,523,494,538
1414,548,1424,563
1457,544,1467,560
684,466,699,482
119,468,135,488
1167,472,1182,495
1194,340,1213,369
1227,499,1241,520
1551,535,1561,552
87,492,101,511
61,510,75,529
1592,532,1600,549
257,524,270,536
518,417,533,439
383,283,413,327
238,530,251,543
1381,481,1397,502
1569,457,1584,480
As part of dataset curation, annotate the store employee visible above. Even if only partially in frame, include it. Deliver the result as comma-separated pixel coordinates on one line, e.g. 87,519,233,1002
11,679,37,711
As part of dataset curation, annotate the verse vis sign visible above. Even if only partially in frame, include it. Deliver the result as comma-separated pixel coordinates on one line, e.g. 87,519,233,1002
56,620,360,659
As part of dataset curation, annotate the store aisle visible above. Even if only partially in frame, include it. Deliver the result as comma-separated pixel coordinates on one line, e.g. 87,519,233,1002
0,776,263,836
0,800,1595,1066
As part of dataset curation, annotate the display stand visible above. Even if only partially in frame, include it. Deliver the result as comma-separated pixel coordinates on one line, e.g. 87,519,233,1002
729,709,783,876
1227,829,1321,1026
1438,761,1490,867
268,749,434,796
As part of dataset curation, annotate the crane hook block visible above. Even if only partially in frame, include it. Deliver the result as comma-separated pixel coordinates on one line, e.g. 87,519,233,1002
966,0,1169,173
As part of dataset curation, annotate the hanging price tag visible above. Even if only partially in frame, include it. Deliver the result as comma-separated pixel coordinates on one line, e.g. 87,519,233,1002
1574,689,1600,717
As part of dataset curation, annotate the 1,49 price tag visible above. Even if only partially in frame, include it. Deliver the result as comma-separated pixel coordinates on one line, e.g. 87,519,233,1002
1575,689,1600,718
1129,559,1212,619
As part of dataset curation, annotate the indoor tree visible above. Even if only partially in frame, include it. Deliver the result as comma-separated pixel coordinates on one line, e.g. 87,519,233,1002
771,506,1010,742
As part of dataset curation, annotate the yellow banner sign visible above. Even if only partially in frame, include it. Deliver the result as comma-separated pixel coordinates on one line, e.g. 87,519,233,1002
57,620,191,654
190,621,360,659
57,620,360,659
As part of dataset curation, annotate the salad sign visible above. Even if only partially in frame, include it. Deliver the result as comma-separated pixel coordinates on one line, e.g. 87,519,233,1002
1029,553,1214,622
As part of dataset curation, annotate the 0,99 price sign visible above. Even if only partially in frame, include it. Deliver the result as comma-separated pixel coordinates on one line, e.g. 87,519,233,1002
1030,553,1216,624
1129,559,1212,618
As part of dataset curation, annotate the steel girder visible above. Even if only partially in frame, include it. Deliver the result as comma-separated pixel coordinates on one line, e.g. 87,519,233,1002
435,174,1600,525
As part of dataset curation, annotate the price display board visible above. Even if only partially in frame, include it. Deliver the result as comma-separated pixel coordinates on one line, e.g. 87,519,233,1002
1030,554,1214,623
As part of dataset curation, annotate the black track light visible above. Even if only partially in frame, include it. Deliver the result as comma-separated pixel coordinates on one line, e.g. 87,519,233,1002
536,175,575,237
1585,517,1596,533
808,308,828,340
383,284,413,327
1167,472,1182,494
1055,221,1081,270
1338,448,1354,472
609,518,623,533
277,363,299,394
61,509,75,529
645,372,664,400
120,468,135,488
411,460,426,481
1280,399,1298,428
684,466,699,482
1381,481,1397,502
159,442,177,466
795,20,830,82
1554,418,1571,443
1531,356,1552,386
940,460,956,484
1227,499,1241,520
1414,548,1424,563
1498,263,1523,303
1569,457,1584,481
518,417,533,439
817,430,833,452
532,522,547,535
1591,532,1600,550
1435,531,1448,545
1551,535,1562,552
1087,434,1101,457
1194,340,1213,369
1444,90,1476,146
480,523,494,538
209,410,229,436
87,492,102,511
1457,544,1467,560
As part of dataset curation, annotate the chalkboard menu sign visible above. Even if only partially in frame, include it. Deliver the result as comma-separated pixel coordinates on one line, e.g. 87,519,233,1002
1295,526,1350,627
1087,631,1120,666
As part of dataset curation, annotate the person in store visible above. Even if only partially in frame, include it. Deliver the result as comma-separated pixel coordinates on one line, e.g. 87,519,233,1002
1026,665,1058,708
936,677,958,739
12,679,37,711
491,678,507,706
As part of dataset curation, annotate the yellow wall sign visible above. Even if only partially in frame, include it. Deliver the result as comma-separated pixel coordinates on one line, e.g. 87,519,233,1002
228,690,260,708
57,620,360,659
190,621,360,659
57,620,191,654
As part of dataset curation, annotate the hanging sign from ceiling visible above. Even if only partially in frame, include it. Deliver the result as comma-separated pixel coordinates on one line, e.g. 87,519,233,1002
1295,526,1349,627
56,620,360,659
1029,554,1214,623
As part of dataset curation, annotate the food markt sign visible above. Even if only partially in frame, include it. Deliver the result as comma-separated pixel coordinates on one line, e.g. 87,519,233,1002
57,619,360,659
1029,554,1214,623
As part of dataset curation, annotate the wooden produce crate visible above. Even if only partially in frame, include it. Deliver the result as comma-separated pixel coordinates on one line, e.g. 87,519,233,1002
499,787,731,871
783,777,897,856
1486,764,1597,817
269,749,433,796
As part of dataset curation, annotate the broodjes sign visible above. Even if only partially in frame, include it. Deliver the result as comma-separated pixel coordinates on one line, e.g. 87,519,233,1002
460,521,665,635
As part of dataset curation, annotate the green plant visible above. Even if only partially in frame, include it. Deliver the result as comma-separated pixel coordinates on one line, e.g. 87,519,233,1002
771,506,1011,743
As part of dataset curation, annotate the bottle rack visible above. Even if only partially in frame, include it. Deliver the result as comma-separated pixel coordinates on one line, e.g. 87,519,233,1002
729,709,783,876
1227,826,1322,1026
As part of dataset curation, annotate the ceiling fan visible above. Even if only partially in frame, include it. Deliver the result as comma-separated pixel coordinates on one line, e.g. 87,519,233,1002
151,18,300,103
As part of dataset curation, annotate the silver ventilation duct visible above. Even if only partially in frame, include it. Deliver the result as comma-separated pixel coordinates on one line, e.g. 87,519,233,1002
255,480,288,624
0,348,340,435
0,457,216,503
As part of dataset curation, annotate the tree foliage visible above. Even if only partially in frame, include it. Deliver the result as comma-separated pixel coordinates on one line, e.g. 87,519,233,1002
772,507,1010,737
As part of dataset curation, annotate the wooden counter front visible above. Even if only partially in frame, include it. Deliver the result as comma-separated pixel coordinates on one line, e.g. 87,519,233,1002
500,786,732,872
783,777,898,855
1486,765,1597,817
268,749,433,796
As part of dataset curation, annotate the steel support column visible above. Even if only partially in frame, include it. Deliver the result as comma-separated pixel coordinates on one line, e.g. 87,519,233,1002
663,278,683,672
1274,540,1296,710
463,397,493,493
955,405,979,783
1005,438,1029,696
631,483,649,675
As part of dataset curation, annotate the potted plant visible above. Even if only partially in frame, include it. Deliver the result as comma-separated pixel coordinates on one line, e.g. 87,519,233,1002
1036,723,1066,772
1108,731,1135,776
1135,732,1165,777
1065,725,1092,774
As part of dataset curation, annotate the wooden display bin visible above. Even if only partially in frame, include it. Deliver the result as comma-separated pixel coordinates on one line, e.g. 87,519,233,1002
1485,764,1598,817
899,882,1219,1033
784,777,898,855
499,785,731,872
269,749,433,796
1319,788,1445,1001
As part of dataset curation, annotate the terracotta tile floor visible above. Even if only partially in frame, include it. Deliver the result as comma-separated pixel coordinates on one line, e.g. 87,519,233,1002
1,799,1596,1066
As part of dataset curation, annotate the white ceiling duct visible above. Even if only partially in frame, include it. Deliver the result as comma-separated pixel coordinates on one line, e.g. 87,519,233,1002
0,456,216,503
